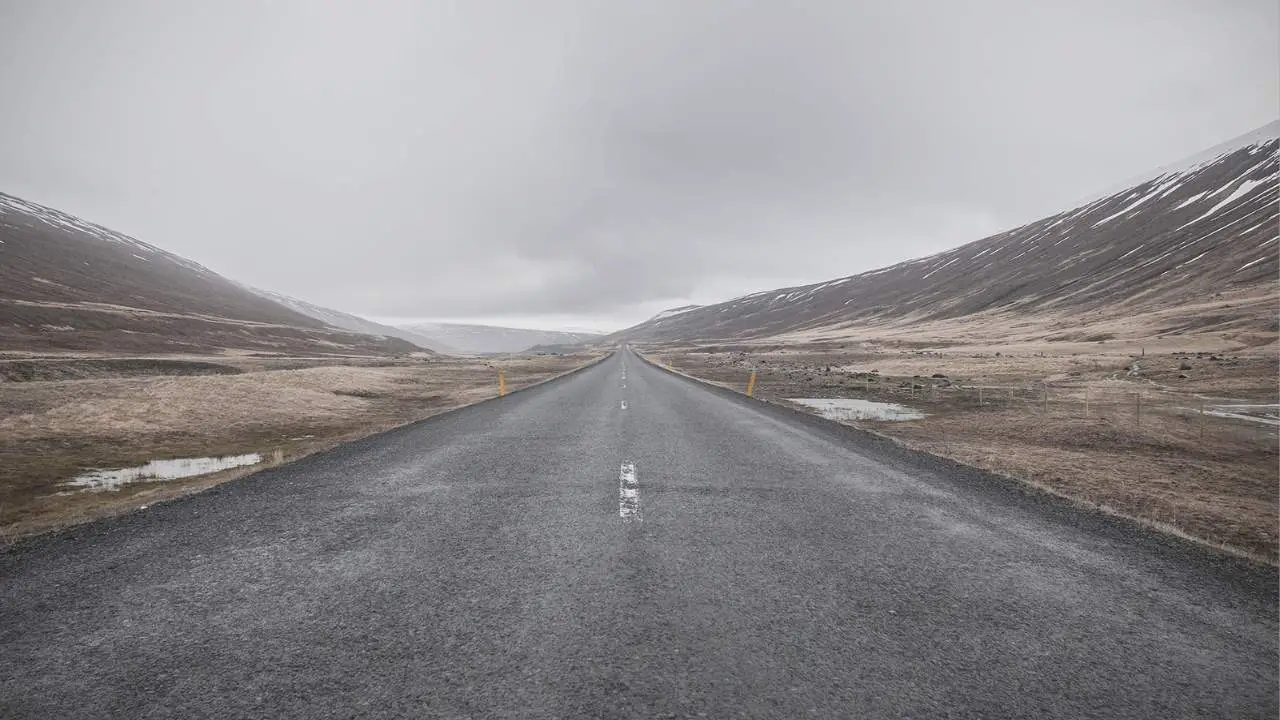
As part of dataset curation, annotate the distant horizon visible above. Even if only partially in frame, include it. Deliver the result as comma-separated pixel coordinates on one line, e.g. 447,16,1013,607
370,316,616,337
367,117,1279,336
3,1,1272,331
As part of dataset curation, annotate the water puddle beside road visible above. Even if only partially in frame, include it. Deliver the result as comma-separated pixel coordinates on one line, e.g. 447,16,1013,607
789,398,927,422
63,453,265,492
1201,404,1280,427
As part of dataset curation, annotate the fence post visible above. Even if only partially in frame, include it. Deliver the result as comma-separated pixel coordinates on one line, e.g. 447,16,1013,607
978,386,983,407
1134,392,1141,427
1084,388,1090,418
498,369,506,397
746,369,757,397
1042,385,1048,414
1199,400,1205,438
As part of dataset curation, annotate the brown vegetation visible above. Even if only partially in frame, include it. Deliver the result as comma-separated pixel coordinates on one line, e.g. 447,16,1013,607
647,340,1278,563
0,351,603,540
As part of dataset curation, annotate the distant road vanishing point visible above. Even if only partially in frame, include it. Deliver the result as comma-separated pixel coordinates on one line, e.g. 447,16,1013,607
2,349,1276,719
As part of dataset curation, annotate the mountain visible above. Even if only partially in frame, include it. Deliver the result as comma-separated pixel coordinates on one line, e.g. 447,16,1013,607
613,121,1279,345
0,192,420,356
649,305,703,322
395,321,604,355
244,288,455,354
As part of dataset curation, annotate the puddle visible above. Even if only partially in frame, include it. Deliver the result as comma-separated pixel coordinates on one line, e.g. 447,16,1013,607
1201,404,1280,427
789,398,927,422
64,453,265,491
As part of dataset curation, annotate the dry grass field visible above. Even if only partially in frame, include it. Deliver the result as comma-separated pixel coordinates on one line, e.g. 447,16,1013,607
647,334,1278,563
0,351,604,540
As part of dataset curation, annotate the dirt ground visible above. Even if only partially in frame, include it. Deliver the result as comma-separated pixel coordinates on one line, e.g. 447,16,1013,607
646,340,1279,563
0,351,604,540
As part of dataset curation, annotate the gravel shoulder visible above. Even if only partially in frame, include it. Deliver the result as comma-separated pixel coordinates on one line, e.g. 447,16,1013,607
643,342,1279,563
0,351,605,540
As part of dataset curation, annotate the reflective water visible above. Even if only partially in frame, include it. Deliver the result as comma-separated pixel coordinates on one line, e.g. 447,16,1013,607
64,453,264,491
789,397,927,422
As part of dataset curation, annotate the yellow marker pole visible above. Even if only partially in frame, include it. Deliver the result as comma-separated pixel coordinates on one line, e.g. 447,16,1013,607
746,369,757,397
498,369,506,397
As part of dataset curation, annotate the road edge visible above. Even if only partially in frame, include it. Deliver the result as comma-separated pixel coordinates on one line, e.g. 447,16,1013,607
1,351,616,549
632,347,1277,570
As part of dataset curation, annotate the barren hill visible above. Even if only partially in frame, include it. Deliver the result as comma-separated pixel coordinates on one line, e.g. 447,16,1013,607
615,122,1279,347
0,193,420,356
244,288,457,354
396,321,603,355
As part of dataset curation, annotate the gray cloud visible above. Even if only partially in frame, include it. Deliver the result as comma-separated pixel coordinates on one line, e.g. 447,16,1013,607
1,0,1276,330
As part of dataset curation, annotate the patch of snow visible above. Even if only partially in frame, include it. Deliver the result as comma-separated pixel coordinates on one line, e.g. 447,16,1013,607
1175,177,1272,231
1203,404,1279,427
1173,191,1209,210
64,453,264,492
1179,251,1210,266
790,398,926,422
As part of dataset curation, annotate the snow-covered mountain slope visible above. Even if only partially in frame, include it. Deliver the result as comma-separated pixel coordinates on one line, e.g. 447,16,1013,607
396,321,603,355
0,192,419,355
613,121,1279,344
649,305,703,322
244,288,450,354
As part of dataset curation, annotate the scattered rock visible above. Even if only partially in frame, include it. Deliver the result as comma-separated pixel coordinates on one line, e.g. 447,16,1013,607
1179,362,1193,370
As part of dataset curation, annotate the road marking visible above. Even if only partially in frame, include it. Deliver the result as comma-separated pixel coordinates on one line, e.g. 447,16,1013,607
619,462,641,521
620,400,627,410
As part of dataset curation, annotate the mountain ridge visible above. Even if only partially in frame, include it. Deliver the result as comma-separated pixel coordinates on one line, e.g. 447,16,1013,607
613,122,1279,345
241,287,452,354
0,192,420,356
395,321,603,355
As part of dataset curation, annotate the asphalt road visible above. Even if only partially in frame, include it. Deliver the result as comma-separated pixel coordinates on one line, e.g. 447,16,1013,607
2,349,1276,718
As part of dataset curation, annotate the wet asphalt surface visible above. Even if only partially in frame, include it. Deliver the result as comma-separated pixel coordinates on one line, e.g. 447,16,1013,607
2,349,1276,718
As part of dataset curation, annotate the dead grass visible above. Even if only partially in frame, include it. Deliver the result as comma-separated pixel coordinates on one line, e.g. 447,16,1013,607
648,343,1279,563
0,352,604,541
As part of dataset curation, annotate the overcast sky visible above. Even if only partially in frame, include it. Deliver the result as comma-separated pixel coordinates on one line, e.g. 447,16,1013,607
1,1,1276,332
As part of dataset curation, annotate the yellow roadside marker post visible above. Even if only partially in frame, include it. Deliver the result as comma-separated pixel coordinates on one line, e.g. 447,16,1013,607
499,369,506,397
746,369,757,397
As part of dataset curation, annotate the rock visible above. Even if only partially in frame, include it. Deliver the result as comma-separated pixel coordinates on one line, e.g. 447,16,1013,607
1179,362,1193,370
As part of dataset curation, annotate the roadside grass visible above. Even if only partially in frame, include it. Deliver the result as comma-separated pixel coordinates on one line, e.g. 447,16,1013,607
647,344,1279,564
0,352,603,541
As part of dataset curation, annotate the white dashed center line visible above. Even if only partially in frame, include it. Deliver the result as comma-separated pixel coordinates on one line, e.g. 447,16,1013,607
619,462,641,521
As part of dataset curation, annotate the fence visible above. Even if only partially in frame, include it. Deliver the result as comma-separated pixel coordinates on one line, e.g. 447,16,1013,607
738,368,1277,441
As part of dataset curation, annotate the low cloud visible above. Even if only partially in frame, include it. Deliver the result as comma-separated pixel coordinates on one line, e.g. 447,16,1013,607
1,0,1275,329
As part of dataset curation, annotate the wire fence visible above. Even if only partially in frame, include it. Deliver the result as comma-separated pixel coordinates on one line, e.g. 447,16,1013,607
738,369,1278,438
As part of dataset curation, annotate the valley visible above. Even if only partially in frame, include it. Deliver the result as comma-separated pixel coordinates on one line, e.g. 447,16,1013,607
624,122,1279,562
0,191,607,539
